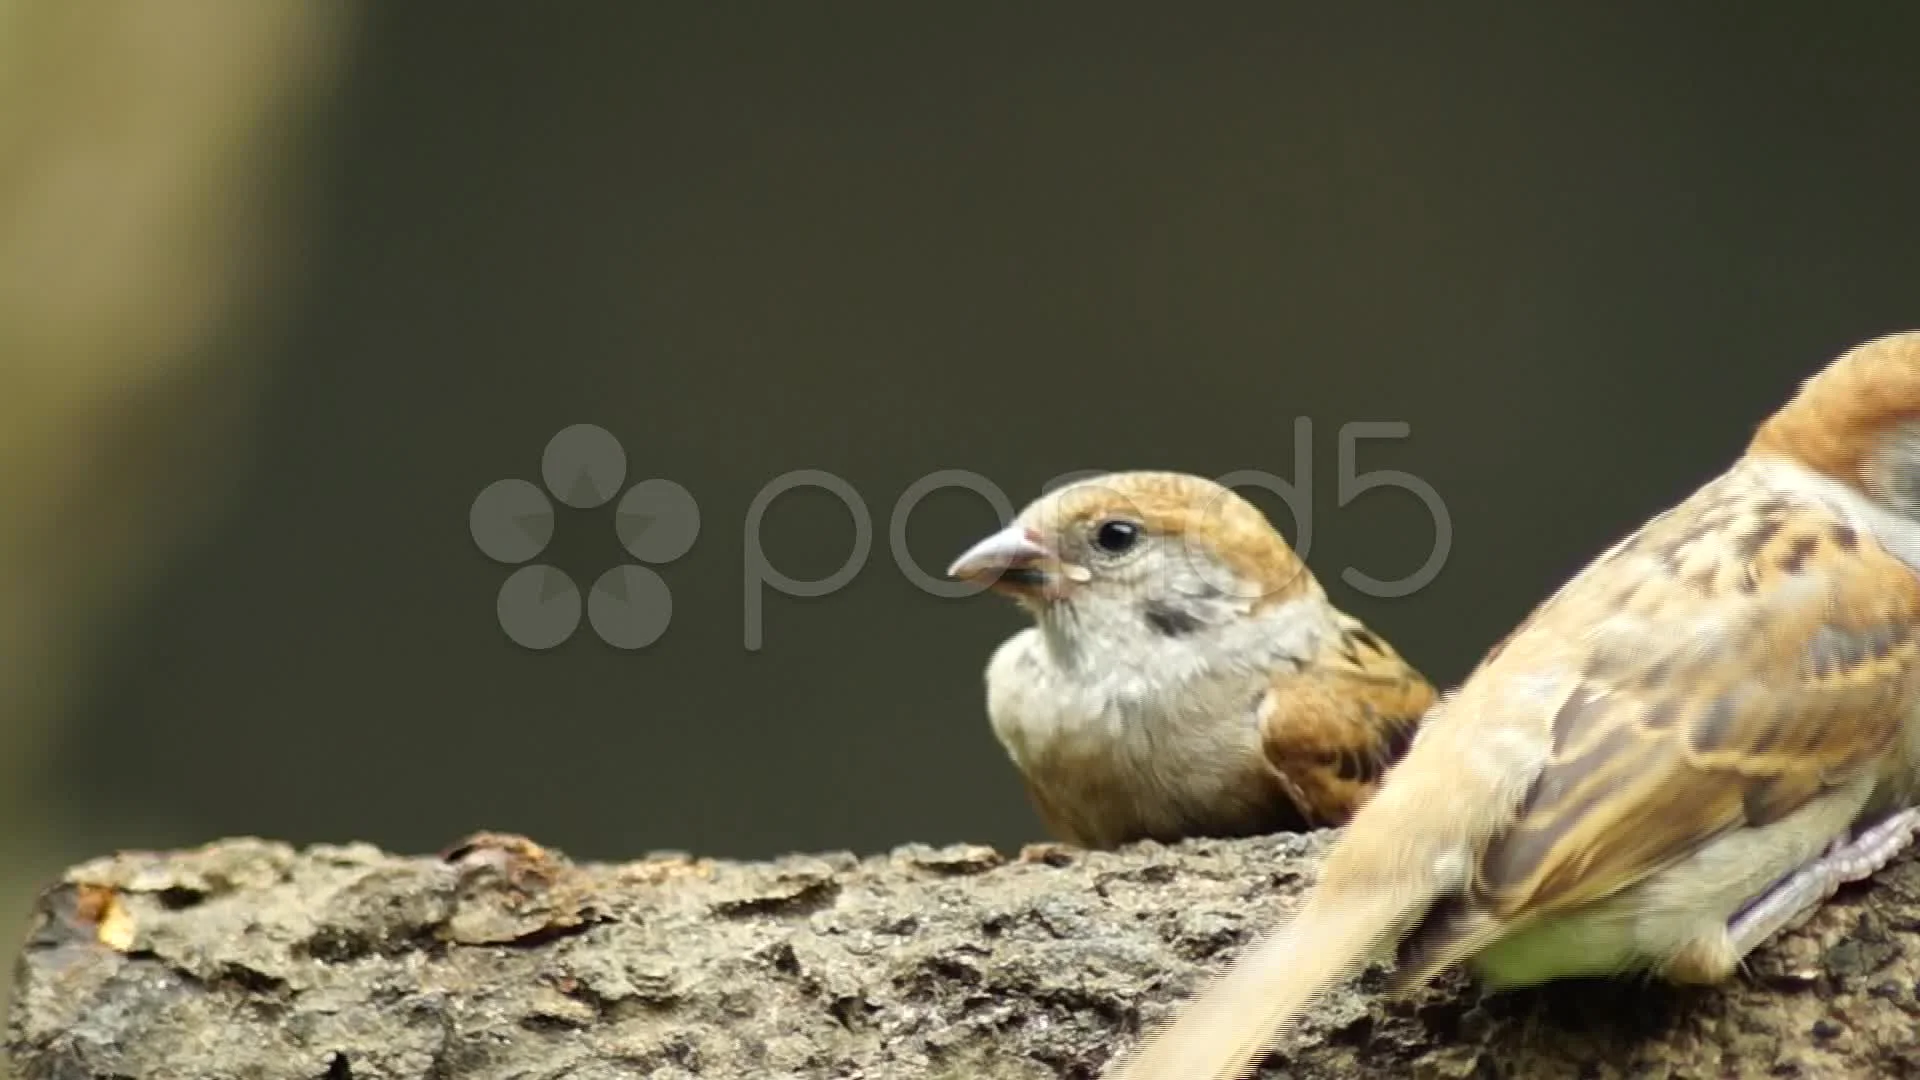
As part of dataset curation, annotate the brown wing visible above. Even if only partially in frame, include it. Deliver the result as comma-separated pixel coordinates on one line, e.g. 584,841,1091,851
1259,612,1437,826
1471,469,1920,925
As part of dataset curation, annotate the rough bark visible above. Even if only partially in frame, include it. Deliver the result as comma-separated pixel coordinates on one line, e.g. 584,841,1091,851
8,830,1920,1080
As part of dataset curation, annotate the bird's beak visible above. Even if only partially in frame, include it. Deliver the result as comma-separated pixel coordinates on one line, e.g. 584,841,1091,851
947,524,1056,591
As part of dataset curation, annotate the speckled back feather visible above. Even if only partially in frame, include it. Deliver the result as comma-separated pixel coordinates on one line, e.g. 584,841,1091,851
1396,462,1920,983
1260,612,1436,825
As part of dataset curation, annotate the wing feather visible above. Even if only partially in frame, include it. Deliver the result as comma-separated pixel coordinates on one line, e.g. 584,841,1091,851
1258,613,1437,825
1472,467,1920,922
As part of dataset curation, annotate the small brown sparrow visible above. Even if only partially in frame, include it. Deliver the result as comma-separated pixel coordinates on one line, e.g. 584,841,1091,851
945,471,1436,850
1107,331,1920,1080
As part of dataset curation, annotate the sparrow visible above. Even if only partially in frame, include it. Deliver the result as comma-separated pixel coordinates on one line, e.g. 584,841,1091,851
1104,330,1920,1080
944,470,1436,850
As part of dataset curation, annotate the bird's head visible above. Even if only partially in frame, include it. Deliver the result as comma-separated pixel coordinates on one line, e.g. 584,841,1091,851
1749,331,1920,518
945,471,1320,656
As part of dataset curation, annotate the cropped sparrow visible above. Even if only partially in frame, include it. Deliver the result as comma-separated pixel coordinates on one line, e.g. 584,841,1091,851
945,470,1436,850
1108,331,1920,1080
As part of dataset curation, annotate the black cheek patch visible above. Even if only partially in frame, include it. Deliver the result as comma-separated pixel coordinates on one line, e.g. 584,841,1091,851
1142,600,1203,638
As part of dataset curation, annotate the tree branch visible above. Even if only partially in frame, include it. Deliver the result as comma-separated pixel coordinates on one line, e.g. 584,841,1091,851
9,830,1920,1079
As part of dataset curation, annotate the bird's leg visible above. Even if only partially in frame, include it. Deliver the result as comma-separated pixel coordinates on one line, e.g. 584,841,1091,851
1726,807,1920,960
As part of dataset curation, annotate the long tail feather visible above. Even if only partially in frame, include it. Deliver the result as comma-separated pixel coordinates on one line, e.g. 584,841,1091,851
1102,884,1421,1080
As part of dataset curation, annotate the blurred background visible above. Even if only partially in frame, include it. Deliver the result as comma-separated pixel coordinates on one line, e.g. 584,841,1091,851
5,2,1920,1033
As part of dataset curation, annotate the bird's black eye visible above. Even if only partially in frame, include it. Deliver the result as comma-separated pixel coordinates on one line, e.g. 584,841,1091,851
1093,519,1141,554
